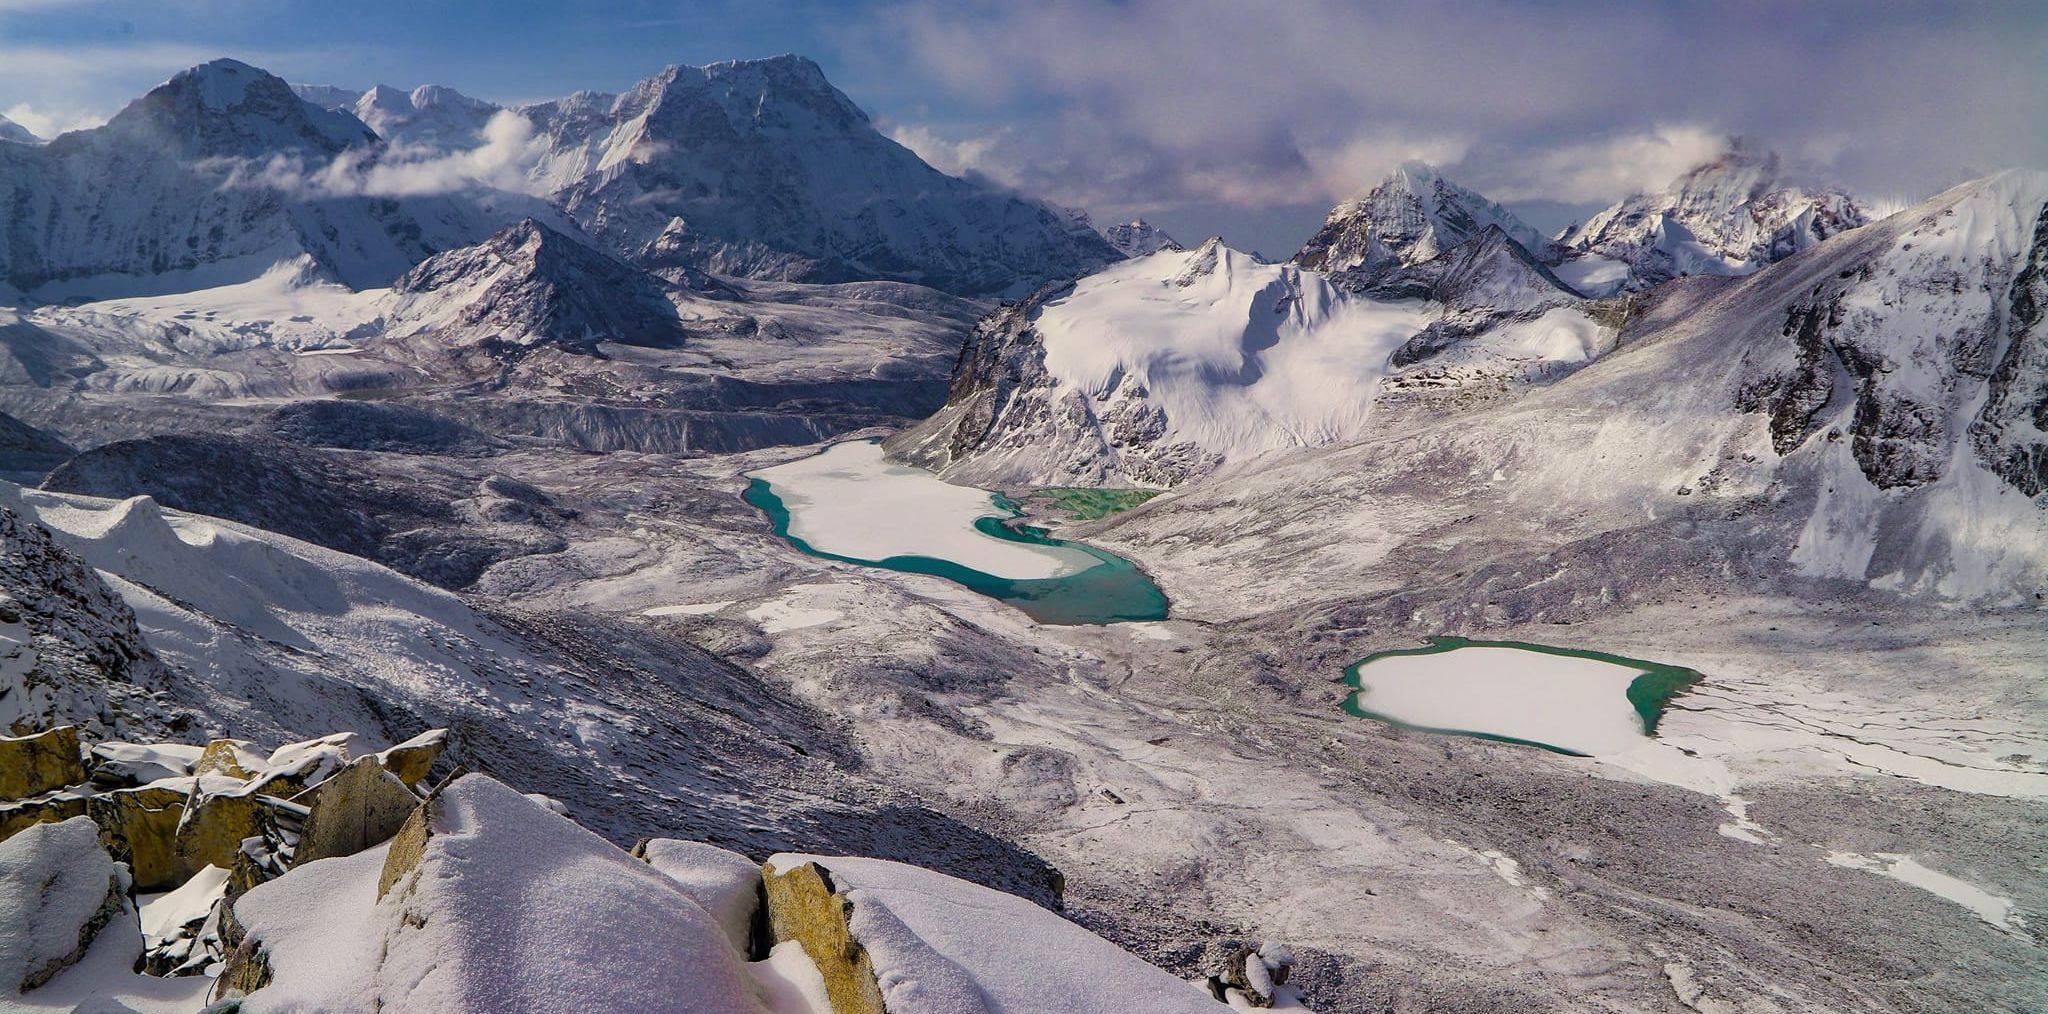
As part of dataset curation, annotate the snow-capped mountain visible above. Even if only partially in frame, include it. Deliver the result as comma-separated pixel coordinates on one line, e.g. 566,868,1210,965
520,55,1120,295
1295,162,1552,274
0,59,522,292
0,114,40,145
889,233,1609,486
1557,140,1869,292
351,83,501,149
296,82,503,149
383,218,688,352
1101,219,1181,258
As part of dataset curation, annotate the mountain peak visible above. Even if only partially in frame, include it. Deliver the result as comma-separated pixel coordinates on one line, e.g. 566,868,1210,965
95,57,376,158
1296,165,1547,273
1102,219,1181,258
389,218,688,352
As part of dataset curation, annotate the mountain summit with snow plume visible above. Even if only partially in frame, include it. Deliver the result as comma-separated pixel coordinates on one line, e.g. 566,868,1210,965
1555,140,1869,292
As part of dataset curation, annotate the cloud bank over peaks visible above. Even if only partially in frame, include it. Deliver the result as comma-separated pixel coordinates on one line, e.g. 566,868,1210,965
225,109,548,199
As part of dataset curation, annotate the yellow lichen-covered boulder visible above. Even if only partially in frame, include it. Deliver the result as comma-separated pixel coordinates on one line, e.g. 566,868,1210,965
86,781,189,892
291,756,420,867
761,860,888,1014
374,729,448,789
376,799,434,901
0,726,86,800
0,792,87,844
191,739,261,780
174,778,273,875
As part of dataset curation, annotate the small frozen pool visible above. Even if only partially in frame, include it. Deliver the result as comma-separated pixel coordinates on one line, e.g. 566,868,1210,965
1341,637,1698,756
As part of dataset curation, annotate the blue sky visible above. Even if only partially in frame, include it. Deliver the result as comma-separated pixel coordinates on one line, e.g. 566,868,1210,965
3,1,2043,255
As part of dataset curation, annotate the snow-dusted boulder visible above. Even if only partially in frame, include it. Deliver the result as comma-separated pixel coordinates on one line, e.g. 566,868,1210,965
230,773,761,1013
765,853,1227,1014
0,816,127,994
634,837,764,953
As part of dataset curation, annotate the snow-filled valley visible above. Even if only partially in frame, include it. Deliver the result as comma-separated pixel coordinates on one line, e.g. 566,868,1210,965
0,42,2044,1014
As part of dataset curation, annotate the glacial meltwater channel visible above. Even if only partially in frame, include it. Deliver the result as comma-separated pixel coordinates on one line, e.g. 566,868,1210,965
744,440,1169,624
1341,637,1700,756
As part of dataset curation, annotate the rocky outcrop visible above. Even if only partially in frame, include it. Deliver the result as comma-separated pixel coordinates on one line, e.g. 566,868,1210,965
1970,199,2048,495
0,502,176,739
0,725,85,799
761,859,888,1014
1101,219,1181,258
292,755,423,866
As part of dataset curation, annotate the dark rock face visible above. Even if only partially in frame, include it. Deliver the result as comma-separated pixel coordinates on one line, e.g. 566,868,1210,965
1971,201,2048,495
40,435,566,589
0,503,176,737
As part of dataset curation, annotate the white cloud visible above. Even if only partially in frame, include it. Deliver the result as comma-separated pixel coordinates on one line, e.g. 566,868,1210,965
1494,125,1733,204
1,101,101,138
227,109,548,199
866,0,2048,224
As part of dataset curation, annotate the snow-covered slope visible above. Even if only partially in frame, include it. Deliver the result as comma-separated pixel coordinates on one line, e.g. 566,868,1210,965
1557,141,1868,291
520,55,1120,295
1295,163,1551,274
1101,219,1181,258
0,59,521,292
890,237,1610,486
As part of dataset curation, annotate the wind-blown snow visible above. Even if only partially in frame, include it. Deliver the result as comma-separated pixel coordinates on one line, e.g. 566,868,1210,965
1035,242,1435,466
748,441,1101,581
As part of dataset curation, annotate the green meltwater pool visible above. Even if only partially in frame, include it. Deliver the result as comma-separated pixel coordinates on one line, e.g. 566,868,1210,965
1340,637,1701,756
743,441,1168,625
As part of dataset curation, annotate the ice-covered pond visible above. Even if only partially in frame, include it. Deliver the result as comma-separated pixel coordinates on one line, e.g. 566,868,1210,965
1341,638,1698,756
744,440,1168,624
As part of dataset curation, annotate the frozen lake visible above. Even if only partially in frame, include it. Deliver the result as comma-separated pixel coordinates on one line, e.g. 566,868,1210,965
1341,638,1698,756
745,441,1168,624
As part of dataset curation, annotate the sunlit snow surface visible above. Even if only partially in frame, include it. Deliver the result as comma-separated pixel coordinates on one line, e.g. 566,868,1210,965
748,440,1099,581
1343,640,1693,756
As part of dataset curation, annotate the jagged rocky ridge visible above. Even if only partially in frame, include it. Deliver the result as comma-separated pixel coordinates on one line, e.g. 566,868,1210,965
1101,219,1182,258
1295,162,1553,274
